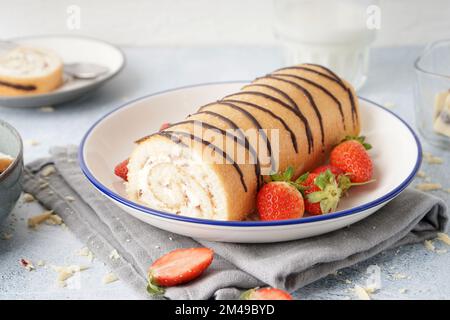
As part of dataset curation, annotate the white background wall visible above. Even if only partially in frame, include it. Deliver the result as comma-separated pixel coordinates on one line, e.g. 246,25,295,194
1,0,449,47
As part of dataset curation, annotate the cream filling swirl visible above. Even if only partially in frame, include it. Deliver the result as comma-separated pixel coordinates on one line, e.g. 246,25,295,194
0,47,61,78
135,155,219,219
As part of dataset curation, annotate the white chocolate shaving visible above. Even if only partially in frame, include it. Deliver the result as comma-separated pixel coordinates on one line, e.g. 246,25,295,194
102,272,119,284
28,210,53,228
22,193,35,202
416,170,426,178
415,183,442,191
109,249,120,260
41,165,56,177
353,285,371,300
424,240,436,252
437,233,450,245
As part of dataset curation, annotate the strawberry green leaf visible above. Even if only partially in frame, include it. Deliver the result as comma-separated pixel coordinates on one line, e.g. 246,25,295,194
146,281,165,295
342,135,372,150
319,197,339,214
314,169,334,190
270,166,295,182
283,166,294,181
270,173,284,182
308,170,342,214
146,274,165,295
239,288,256,300
362,142,372,150
338,174,352,192
290,182,308,193
307,191,327,203
295,172,309,184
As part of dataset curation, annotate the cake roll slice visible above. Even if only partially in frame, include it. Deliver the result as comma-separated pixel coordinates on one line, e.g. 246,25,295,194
0,46,63,96
126,64,360,221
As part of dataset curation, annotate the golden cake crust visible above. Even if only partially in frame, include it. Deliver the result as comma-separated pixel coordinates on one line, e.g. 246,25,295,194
0,47,63,96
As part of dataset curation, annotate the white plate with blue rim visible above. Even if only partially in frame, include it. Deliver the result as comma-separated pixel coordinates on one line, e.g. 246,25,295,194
80,81,422,243
0,35,124,108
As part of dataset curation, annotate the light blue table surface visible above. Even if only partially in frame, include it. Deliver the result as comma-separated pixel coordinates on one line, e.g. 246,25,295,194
0,46,449,300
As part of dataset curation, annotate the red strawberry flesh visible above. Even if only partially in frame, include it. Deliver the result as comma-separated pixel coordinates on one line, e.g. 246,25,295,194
312,164,344,176
149,247,214,287
114,159,129,181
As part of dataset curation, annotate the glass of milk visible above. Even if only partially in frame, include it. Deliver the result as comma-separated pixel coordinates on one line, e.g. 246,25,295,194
273,0,379,90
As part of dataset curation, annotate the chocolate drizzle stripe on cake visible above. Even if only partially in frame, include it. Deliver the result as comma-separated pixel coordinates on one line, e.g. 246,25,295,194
263,75,325,150
307,64,359,125
199,101,276,173
159,130,248,192
275,65,358,126
191,110,263,188
223,98,298,153
166,119,261,189
222,90,314,153
270,73,346,130
275,66,342,85
303,63,343,82
242,83,298,109
156,130,188,147
0,80,36,91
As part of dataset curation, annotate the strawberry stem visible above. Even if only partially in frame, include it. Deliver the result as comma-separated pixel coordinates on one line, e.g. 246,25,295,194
146,274,165,295
295,172,309,184
349,179,376,186
270,166,294,182
307,169,342,214
338,174,376,192
342,135,372,150
239,288,257,300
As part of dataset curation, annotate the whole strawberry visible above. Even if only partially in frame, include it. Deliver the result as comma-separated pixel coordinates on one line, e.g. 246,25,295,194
257,167,304,221
300,170,343,215
240,287,293,300
311,164,344,176
330,136,373,183
257,182,304,221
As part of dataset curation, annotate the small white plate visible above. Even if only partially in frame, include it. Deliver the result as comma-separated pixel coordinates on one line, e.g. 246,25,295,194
0,35,125,108
80,82,422,243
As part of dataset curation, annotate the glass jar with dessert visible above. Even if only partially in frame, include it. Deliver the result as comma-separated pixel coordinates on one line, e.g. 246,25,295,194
414,39,450,149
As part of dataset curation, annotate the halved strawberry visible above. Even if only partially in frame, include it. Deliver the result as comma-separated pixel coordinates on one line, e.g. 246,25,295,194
147,247,214,295
114,159,129,181
240,287,293,300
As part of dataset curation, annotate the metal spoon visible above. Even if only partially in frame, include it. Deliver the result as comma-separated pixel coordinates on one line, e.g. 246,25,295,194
0,40,109,80
63,62,109,79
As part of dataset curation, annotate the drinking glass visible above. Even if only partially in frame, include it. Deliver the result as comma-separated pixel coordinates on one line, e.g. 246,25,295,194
273,0,378,90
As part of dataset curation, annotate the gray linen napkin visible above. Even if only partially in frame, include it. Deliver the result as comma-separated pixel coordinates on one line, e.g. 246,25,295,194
23,146,448,300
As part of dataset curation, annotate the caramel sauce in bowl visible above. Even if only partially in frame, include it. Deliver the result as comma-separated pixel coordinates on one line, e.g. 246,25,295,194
0,119,23,225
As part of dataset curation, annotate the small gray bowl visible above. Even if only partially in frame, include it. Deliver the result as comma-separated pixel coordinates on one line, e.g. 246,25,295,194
0,119,23,224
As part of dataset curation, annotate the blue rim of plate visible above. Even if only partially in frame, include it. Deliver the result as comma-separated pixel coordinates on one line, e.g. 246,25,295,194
79,81,422,227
